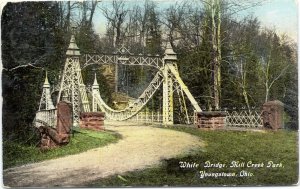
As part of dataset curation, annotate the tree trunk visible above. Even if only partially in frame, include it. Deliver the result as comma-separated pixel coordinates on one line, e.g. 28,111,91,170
88,1,98,27
114,18,123,93
216,0,222,108
82,1,87,25
58,2,64,28
242,87,250,110
265,85,269,102
211,0,221,110
64,1,71,31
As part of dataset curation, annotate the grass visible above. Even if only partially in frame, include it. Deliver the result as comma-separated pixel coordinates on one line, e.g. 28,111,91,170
3,128,121,169
89,127,298,187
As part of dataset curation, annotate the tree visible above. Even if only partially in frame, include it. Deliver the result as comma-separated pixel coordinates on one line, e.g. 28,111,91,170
144,1,162,54
200,0,222,110
80,0,100,28
2,2,64,141
222,17,262,109
101,0,128,48
101,0,129,93
200,0,264,109
256,30,290,102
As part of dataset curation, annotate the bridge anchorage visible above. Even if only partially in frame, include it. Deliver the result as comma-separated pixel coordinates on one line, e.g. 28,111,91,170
34,35,202,128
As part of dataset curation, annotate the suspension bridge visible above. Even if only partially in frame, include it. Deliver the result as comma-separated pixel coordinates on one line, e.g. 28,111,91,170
34,34,202,128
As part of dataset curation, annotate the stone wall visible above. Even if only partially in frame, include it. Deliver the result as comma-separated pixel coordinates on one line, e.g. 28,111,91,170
80,112,105,131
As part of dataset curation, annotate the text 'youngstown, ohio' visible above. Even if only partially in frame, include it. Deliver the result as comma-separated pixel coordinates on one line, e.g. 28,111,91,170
197,170,254,179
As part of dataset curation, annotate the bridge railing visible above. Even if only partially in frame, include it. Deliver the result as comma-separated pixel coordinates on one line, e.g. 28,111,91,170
125,110,197,125
225,109,263,128
35,109,57,128
126,111,163,123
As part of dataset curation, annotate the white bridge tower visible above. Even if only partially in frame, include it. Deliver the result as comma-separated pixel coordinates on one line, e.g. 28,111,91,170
57,35,90,126
162,43,201,125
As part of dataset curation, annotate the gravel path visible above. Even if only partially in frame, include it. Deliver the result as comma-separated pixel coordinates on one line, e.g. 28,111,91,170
3,125,203,187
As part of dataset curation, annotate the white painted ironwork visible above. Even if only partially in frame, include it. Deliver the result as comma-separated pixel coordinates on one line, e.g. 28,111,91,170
39,72,55,110
126,110,196,125
127,110,163,123
160,43,201,125
91,70,164,120
35,35,202,126
92,73,99,112
34,109,57,128
57,35,90,126
162,64,174,125
173,79,190,124
87,42,201,125
225,109,263,128
83,47,163,69
34,72,56,128
168,64,201,112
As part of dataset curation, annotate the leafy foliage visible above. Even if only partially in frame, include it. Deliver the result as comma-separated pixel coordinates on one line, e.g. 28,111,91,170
2,2,66,142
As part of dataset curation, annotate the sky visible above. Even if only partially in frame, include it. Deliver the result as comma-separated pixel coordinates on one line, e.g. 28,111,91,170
244,0,298,42
93,0,298,43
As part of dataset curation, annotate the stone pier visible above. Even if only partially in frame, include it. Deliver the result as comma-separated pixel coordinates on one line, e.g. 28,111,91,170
196,111,227,129
80,112,105,131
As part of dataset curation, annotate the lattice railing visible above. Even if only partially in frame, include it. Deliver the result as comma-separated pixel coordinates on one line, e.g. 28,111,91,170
225,109,263,128
126,110,196,125
126,111,163,123
83,54,163,69
34,109,57,128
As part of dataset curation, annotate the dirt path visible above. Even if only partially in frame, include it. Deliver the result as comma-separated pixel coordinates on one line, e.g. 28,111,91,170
3,125,204,187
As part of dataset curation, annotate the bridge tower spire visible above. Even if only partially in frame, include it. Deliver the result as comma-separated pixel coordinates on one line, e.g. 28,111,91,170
57,34,90,126
92,73,100,112
39,71,55,110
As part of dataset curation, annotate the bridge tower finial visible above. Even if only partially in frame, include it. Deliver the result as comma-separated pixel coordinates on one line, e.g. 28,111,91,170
66,35,81,56
93,73,99,86
164,42,177,61
92,73,100,112
39,71,55,110
43,70,50,86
